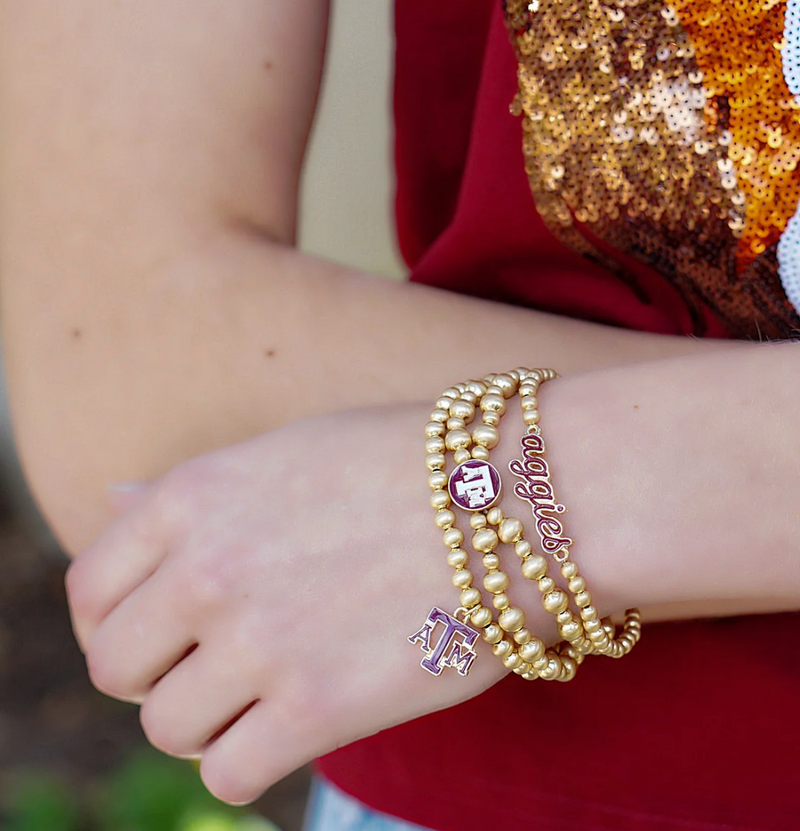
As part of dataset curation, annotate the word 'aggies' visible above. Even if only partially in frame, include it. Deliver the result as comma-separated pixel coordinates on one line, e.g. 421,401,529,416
508,432,572,556
408,608,478,676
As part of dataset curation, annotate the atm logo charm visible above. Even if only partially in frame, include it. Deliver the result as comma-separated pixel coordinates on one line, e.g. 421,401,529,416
408,607,479,677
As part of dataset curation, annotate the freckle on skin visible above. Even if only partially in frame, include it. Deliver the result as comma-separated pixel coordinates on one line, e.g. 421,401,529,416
263,60,274,71
264,349,276,358
634,404,640,409
72,328,82,341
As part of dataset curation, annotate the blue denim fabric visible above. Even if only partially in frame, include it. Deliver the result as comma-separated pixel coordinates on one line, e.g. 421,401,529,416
303,779,432,831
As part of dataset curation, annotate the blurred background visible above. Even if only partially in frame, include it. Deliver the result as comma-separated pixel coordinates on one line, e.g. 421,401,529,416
0,2,402,829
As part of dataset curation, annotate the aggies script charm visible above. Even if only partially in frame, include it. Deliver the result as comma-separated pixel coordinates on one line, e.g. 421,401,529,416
408,608,479,677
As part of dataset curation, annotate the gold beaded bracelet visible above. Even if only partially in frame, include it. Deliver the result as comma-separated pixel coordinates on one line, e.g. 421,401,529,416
408,368,641,681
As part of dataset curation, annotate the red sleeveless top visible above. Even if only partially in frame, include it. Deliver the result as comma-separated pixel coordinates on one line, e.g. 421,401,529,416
318,3,800,829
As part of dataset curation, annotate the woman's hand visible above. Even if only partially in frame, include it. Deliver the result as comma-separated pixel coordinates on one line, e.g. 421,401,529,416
65,405,511,805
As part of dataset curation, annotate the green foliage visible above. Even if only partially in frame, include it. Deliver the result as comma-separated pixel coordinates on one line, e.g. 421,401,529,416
2,747,281,831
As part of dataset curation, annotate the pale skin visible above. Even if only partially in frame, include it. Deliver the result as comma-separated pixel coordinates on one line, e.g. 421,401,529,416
1,0,797,808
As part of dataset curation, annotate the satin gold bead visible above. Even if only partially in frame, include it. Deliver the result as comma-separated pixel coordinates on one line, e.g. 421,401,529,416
580,605,599,621
493,374,517,397
451,569,474,589
482,552,500,570
503,652,523,670
538,576,556,594
480,394,506,414
499,607,526,633
430,491,451,510
515,540,532,558
498,518,524,544
558,656,578,682
519,383,537,396
542,368,558,381
486,507,504,526
461,391,477,404
531,655,549,671
460,588,481,608
471,446,490,461
568,576,587,594
560,561,578,580
469,513,488,530
428,471,447,490
521,671,539,681
430,408,449,423
527,370,543,383
574,590,592,608
483,570,509,594
470,606,493,628
514,628,532,645
583,618,602,633
556,610,572,625
425,421,446,438
435,397,454,411
559,620,583,641
538,654,563,681
523,409,541,426
453,448,471,465
603,621,616,637
434,509,456,529
445,429,471,451
485,384,503,396
520,396,539,411
425,437,445,454
472,528,499,553
425,453,445,471
482,412,500,427
492,638,514,659
575,638,594,655
467,381,487,397
492,593,510,611
442,387,461,400
446,548,469,568
443,528,464,548
483,624,503,644
472,424,500,449
543,590,569,615
521,554,548,580
450,400,476,422
446,417,465,431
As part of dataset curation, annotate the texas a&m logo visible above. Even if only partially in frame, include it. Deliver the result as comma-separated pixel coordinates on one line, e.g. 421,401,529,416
448,461,502,512
408,607,479,677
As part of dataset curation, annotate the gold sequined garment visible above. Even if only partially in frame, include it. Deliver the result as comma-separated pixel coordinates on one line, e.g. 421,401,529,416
504,0,800,337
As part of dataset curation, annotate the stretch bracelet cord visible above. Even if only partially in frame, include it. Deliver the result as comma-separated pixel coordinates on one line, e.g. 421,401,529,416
409,368,642,681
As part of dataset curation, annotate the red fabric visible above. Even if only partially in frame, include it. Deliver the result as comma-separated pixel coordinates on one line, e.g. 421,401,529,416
318,3,800,829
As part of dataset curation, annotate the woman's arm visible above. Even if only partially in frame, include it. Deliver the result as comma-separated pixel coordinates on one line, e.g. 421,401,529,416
0,1,725,554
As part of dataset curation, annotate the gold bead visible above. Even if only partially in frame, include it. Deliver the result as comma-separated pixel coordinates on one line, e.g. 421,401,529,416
515,540,532,558
425,437,445,454
482,553,500,570
558,656,578,682
602,620,616,638
538,576,556,594
450,400,476,422
521,555,548,580
430,490,451,510
498,518,524,544
430,408,449,423
537,654,562,681
443,528,464,548
470,606,493,628
486,507,504,526
499,606,526,632
574,591,592,608
520,396,538,410
446,548,469,568
428,471,447,490
451,569,473,589
514,628,532,645
434,509,456,529
483,624,503,644
482,412,500,427
492,593,510,611
568,576,587,594
453,448,471,465
503,652,523,670
526,370,543,383
556,610,572,625
425,421,446,438
460,587,481,608
446,417,465,431
441,387,460,400
471,446,490,461
469,513,488,530
492,638,513,659
583,618,602,633
472,424,500,449
480,394,506,414
425,453,446,471
445,429,471,451
485,385,503,396
483,571,509,594
523,409,541,426
472,528,499,553
467,380,487,397
543,590,569,615
580,605,598,621
493,374,517,397
519,638,546,663
560,561,578,580
559,620,583,641
435,397,453,411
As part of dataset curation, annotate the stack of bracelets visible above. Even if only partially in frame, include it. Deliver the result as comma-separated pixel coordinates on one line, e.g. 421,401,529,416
408,368,641,682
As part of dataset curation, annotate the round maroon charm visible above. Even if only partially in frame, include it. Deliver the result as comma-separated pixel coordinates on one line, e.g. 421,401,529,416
448,460,502,512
